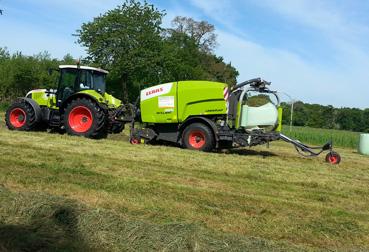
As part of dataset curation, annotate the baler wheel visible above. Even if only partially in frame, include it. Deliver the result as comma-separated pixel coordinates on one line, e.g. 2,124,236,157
325,151,341,165
130,138,140,145
182,123,215,152
64,98,107,139
5,100,38,131
188,131,206,149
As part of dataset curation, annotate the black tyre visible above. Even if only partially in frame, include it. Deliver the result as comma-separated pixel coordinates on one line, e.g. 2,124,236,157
110,122,125,134
325,151,341,165
64,98,107,139
182,123,215,152
5,100,39,131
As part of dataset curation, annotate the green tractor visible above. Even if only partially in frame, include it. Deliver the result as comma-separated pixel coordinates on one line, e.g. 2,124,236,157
5,65,129,138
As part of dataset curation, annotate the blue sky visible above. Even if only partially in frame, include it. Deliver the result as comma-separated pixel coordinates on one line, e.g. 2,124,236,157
1,0,369,108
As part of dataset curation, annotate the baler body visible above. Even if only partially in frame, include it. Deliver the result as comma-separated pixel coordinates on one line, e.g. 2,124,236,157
140,81,228,123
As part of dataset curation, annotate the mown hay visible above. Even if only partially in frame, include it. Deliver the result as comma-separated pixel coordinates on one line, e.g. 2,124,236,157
0,185,306,252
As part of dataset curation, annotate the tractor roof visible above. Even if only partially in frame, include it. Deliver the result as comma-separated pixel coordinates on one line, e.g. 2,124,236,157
59,65,109,74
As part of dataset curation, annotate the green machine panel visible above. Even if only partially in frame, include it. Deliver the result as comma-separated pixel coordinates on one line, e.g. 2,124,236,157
140,81,228,124
140,82,178,123
27,89,57,109
177,81,227,122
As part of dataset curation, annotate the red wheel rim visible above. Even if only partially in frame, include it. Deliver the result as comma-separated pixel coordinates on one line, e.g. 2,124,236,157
188,130,206,149
9,108,26,128
68,106,93,133
130,138,140,145
329,155,338,164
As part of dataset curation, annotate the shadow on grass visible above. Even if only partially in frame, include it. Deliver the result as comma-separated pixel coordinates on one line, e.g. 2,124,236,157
106,133,278,158
221,148,278,157
0,206,95,252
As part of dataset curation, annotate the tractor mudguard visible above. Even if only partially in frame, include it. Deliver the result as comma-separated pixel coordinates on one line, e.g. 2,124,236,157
18,97,42,123
61,92,107,111
179,116,219,142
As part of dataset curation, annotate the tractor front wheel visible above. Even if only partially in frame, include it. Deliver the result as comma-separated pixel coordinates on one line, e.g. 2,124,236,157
64,98,107,139
182,123,215,152
5,100,39,131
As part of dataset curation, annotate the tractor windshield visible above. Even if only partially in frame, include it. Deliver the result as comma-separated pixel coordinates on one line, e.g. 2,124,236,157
79,70,106,93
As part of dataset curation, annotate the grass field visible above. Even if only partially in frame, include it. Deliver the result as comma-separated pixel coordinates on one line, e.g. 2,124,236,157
282,126,360,149
1,112,369,251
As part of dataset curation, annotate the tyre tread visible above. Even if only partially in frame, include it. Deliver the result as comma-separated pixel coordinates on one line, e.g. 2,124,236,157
182,122,215,152
64,98,107,139
5,100,38,131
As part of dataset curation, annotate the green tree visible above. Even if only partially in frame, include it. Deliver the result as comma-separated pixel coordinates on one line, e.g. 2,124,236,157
76,0,165,102
170,16,217,53
62,54,76,65
362,109,369,132
336,108,361,131
200,54,238,86
160,31,204,82
0,47,10,61
165,17,238,86
0,49,75,104
292,101,307,126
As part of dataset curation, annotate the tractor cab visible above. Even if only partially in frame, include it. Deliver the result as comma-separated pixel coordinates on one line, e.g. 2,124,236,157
56,65,109,106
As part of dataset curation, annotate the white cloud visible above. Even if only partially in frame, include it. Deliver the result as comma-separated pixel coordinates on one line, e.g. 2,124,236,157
189,0,243,36
216,30,369,108
161,4,201,29
255,0,369,42
0,18,85,58
189,0,369,108
28,0,122,18
0,0,124,58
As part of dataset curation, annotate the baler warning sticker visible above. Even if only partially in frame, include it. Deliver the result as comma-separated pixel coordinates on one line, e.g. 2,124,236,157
158,96,175,108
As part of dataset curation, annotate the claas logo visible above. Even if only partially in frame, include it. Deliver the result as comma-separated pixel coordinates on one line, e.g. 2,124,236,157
146,87,164,96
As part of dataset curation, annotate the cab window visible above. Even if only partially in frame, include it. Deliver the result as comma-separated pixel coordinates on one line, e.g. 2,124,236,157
79,70,93,90
59,69,78,90
92,72,106,93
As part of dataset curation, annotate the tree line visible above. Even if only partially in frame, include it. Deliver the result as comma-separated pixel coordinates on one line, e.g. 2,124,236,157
280,102,369,132
0,49,76,107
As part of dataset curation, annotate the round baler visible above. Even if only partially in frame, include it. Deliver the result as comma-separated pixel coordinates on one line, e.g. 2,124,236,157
130,78,341,164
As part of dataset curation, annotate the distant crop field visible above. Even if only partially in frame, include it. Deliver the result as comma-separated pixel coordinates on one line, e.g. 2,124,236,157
282,126,360,149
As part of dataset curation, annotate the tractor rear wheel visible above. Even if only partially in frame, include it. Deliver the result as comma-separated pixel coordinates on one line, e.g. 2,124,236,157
64,98,107,139
182,123,215,152
5,100,39,131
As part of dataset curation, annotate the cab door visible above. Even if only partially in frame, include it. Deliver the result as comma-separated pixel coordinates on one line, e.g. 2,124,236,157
57,68,79,106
